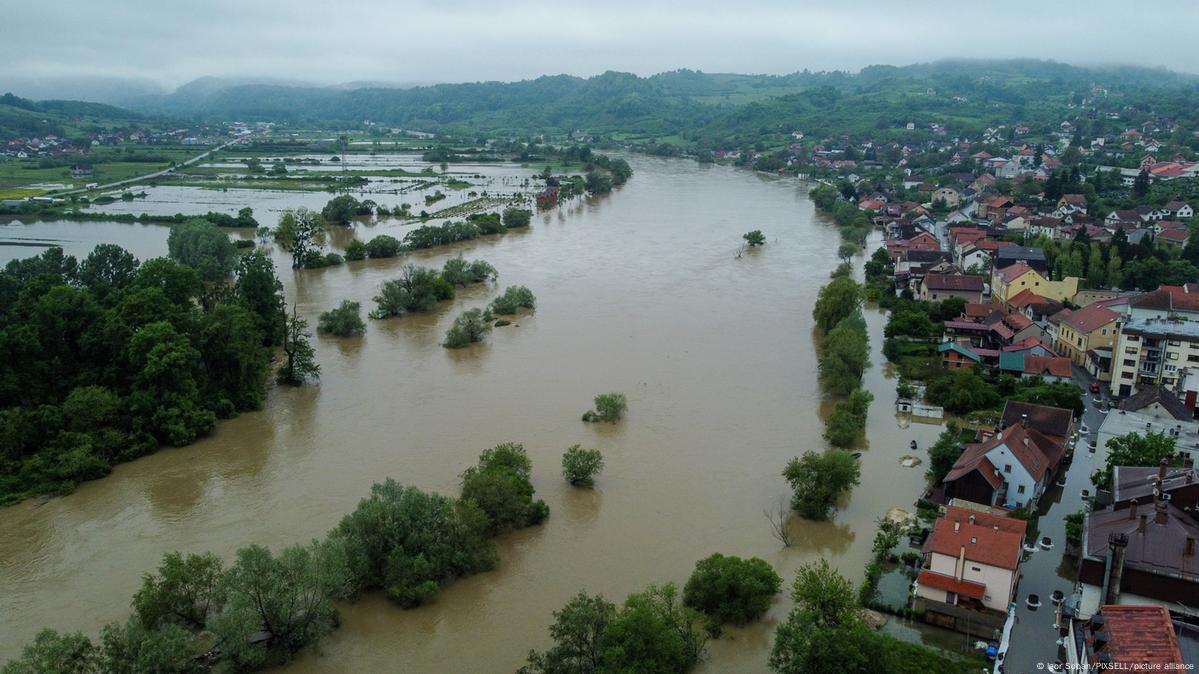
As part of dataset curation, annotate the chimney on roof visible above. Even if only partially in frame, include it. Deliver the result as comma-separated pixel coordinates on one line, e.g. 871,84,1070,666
1021,413,1029,428
1129,499,1138,520
1104,533,1129,606
1160,457,1170,480
1156,501,1169,526
1139,514,1148,533
954,520,960,532
1188,538,1196,557
969,515,976,525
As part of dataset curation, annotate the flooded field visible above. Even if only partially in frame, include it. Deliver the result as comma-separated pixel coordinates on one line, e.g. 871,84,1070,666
0,155,946,672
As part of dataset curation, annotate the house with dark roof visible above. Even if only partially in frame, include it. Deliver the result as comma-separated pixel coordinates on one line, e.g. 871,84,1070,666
918,273,984,303
1078,498,1199,618
914,504,1026,636
994,246,1049,273
1119,385,1193,421
999,400,1075,446
1112,458,1199,514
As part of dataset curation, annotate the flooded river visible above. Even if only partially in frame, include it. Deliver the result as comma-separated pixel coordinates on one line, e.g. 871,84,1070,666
0,155,946,672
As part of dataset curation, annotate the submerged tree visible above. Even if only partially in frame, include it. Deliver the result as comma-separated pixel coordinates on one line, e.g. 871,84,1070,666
278,305,319,385
743,230,766,247
274,207,327,269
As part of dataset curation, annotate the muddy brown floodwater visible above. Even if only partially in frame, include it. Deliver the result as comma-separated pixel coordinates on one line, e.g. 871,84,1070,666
0,155,946,672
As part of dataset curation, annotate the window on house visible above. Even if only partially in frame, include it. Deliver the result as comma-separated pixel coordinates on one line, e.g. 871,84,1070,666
1004,464,1011,473
1122,372,1133,379
971,566,981,572
1018,485,1026,494
1124,359,1136,367
1169,340,1182,346
1126,347,1138,354
1169,352,1179,360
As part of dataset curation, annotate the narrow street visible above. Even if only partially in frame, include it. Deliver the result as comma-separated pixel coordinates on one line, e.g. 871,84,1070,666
1000,364,1106,674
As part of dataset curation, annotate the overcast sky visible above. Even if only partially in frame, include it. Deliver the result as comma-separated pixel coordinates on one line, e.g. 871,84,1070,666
3,0,1198,94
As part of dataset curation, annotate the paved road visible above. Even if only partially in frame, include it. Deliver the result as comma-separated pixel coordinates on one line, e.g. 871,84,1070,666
1000,364,1106,674
53,138,244,197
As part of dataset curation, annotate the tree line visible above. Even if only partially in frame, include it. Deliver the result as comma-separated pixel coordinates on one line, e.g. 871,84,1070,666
1,443,549,672
0,225,288,504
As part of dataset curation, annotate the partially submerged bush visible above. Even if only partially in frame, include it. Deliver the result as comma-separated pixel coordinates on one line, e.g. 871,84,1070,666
444,308,494,348
583,392,627,422
491,285,536,315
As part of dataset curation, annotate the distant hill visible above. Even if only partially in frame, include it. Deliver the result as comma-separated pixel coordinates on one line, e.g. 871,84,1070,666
4,59,1198,147
111,59,1198,137
0,93,142,140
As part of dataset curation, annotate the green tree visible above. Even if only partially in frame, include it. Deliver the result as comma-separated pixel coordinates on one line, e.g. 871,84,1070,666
233,250,286,347
602,584,707,673
783,450,861,520
444,307,494,348
520,592,616,674
132,551,226,631
196,303,271,413
317,300,366,337
212,541,350,662
321,194,362,226
562,445,605,487
744,230,767,247
364,235,402,258
502,208,533,228
1093,431,1176,491
274,207,327,269
328,479,495,606
824,389,873,448
371,265,455,318
166,219,236,300
819,314,869,395
277,305,319,386
585,392,627,422
1133,169,1150,198
461,442,549,534
126,321,215,446
97,618,201,674
769,560,877,674
0,629,98,674
813,276,862,333
344,239,367,261
490,285,536,315
925,421,963,484
442,257,498,286
78,244,139,299
683,554,782,626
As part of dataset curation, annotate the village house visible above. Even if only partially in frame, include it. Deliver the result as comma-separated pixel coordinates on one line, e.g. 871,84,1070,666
931,186,961,207
914,503,1026,637
1055,303,1120,367
991,262,1079,304
941,420,1067,509
918,273,984,303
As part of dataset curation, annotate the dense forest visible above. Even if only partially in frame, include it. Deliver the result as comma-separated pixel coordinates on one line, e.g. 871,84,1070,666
0,224,286,504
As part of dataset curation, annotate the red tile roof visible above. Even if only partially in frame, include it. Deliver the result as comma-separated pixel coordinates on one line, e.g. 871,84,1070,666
925,506,1027,570
917,570,987,600
963,303,991,319
1130,284,1199,313
1092,605,1184,669
1059,303,1119,334
996,262,1038,284
1023,355,1072,379
1006,288,1048,309
924,273,984,292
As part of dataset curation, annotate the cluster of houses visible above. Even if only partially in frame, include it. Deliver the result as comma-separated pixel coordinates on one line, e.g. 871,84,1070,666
1,124,244,160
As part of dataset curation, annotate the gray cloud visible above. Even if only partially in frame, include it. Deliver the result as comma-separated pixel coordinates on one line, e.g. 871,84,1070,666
3,0,1198,93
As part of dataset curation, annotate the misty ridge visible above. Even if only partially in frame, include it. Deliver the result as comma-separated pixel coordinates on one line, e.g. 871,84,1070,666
3,58,1198,137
